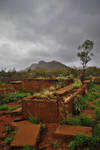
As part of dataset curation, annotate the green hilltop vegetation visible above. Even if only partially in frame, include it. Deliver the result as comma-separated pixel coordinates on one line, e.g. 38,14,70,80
0,62,100,84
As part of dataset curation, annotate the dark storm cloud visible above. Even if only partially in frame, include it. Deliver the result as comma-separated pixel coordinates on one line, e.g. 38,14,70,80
0,0,100,70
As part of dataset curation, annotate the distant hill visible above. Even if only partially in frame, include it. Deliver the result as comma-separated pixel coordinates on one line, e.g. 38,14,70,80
26,60,68,71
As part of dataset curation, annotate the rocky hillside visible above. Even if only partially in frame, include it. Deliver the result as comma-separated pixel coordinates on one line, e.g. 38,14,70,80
26,60,68,71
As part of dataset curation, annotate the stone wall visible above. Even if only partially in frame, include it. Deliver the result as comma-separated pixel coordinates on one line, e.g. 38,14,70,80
22,97,58,123
22,83,89,123
11,78,73,93
22,79,57,93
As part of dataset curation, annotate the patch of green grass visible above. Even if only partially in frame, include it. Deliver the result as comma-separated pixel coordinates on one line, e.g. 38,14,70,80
72,79,82,89
69,134,100,150
89,105,96,110
8,105,21,112
60,114,94,127
79,115,94,127
5,128,17,144
93,123,100,137
0,104,8,110
6,125,14,134
0,104,21,112
5,135,14,144
74,95,88,114
52,142,60,148
93,101,100,108
28,116,40,124
95,110,100,123
0,92,31,104
21,145,35,150
28,117,46,130
33,87,55,98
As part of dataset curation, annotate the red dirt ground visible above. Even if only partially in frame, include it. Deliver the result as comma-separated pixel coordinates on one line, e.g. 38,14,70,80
0,114,16,150
0,115,70,150
38,123,70,150
83,98,100,119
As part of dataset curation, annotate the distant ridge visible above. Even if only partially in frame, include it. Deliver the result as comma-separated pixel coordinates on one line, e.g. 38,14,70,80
26,60,68,71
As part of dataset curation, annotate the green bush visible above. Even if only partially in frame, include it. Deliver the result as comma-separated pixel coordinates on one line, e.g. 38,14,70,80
56,84,62,90
6,125,14,134
60,114,94,127
93,123,100,137
28,117,45,131
69,134,100,150
22,145,35,150
0,92,31,104
72,79,82,89
79,115,94,127
95,110,100,123
93,101,100,108
28,117,40,124
0,104,8,110
89,105,96,110
74,96,88,114
8,105,21,112
69,134,87,150
56,76,67,82
56,75,67,89
71,117,81,126
33,88,55,98
5,135,14,144
60,114,81,126
52,142,60,148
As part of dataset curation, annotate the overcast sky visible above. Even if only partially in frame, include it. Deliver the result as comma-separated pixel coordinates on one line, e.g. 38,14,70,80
0,0,100,70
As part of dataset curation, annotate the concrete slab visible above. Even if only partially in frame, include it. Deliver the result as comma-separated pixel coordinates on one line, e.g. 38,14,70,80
55,125,92,138
11,121,41,147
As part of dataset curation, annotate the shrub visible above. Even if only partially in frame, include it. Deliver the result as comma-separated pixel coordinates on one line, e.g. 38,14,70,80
93,123,100,137
60,114,94,127
69,134,87,150
56,75,66,89
28,116,45,130
95,110,100,123
79,115,94,127
89,105,96,110
93,101,100,108
74,95,88,114
60,114,81,126
69,134,100,150
72,79,82,89
22,145,35,150
28,117,40,124
33,87,55,99
71,117,81,126
8,105,21,112
56,76,67,82
56,84,62,90
6,125,14,134
52,142,60,148
0,94,5,104
0,104,8,110
49,86,55,91
5,135,14,144
0,92,31,104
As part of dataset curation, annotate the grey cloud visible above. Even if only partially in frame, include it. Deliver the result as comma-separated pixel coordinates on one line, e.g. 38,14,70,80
0,0,100,70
